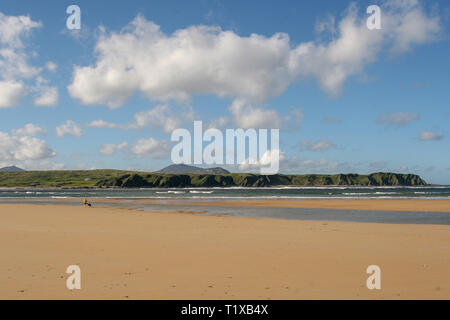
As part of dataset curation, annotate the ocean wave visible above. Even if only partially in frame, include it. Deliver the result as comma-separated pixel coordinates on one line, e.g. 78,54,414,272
190,191,214,194
155,191,186,194
342,192,372,195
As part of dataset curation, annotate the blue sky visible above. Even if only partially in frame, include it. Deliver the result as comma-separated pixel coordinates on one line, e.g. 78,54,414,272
0,0,449,184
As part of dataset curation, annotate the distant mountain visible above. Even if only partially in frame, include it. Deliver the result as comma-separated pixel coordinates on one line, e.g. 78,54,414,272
158,164,230,175
0,166,24,172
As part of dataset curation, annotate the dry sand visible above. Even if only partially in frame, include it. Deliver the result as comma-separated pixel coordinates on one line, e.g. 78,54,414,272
0,202,449,299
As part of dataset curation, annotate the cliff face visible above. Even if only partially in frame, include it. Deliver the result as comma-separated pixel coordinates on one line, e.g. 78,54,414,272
96,172,427,188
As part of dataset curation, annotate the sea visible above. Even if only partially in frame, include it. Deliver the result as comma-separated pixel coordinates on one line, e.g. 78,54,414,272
0,186,449,200
1,186,449,225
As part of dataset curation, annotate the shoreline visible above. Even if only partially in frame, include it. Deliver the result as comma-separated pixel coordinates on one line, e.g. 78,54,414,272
0,203,448,299
5,198,448,213
1,184,449,190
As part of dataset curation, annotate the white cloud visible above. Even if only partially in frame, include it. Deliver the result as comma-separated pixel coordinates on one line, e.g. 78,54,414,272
0,12,59,108
68,16,296,108
0,12,42,80
87,104,195,133
377,112,419,127
206,116,229,130
100,142,128,155
0,131,55,161
131,138,170,158
296,0,440,95
16,160,64,170
307,140,337,152
0,12,41,48
386,0,441,53
12,123,46,136
34,86,58,106
87,120,119,129
67,2,440,107
45,61,57,72
131,104,193,133
99,137,169,158
0,80,25,108
56,120,84,137
239,149,285,172
419,131,444,141
229,99,282,129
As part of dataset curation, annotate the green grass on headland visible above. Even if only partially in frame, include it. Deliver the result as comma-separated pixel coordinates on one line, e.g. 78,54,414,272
0,170,427,188
0,170,132,188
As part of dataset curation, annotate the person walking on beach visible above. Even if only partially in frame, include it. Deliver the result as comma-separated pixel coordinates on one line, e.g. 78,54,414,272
83,198,92,207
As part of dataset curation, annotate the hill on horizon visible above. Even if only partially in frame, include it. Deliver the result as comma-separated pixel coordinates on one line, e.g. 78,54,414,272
0,166,24,172
157,164,230,175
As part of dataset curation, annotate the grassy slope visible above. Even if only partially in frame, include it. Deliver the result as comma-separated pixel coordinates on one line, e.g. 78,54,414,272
0,170,131,188
0,170,427,188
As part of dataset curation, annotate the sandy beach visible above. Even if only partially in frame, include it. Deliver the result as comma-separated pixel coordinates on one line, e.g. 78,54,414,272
140,199,450,212
0,202,449,300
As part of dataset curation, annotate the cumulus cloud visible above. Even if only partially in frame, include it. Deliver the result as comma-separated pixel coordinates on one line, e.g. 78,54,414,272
45,61,57,72
229,99,282,129
67,2,441,107
238,149,286,174
100,142,128,155
0,12,41,80
0,130,55,162
34,86,58,106
131,104,193,133
130,137,170,158
87,104,195,133
239,149,285,172
0,12,59,108
0,80,25,108
86,119,119,129
307,139,337,152
296,0,440,95
206,116,229,130
419,130,444,141
68,16,297,108
56,120,84,137
99,137,169,158
12,123,46,136
377,112,419,127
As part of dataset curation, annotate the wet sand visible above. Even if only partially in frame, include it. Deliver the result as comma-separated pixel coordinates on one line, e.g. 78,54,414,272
157,199,450,213
35,198,450,213
0,202,449,299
